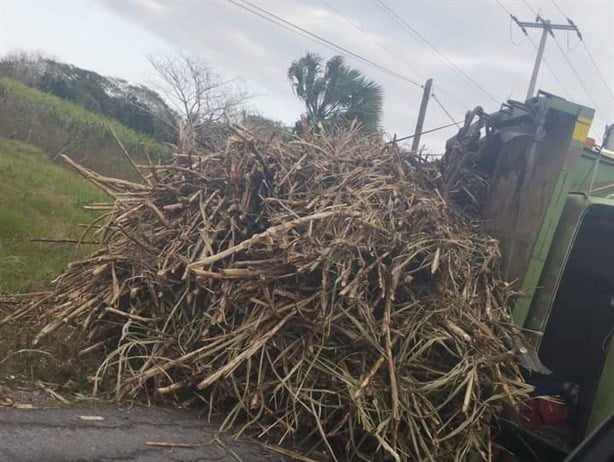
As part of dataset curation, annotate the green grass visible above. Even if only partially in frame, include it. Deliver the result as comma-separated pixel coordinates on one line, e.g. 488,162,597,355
0,76,169,180
0,137,106,293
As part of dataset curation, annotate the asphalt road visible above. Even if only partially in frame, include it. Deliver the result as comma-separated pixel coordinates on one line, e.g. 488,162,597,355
0,405,288,462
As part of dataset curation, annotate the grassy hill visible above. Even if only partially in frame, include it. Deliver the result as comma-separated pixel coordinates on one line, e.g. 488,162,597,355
1,54,176,142
0,76,169,180
0,138,106,293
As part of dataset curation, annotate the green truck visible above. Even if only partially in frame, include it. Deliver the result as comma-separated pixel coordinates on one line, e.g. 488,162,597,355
476,91,613,460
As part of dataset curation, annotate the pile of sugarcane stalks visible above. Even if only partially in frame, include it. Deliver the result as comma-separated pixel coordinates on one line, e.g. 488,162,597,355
11,123,532,461
0,292,50,324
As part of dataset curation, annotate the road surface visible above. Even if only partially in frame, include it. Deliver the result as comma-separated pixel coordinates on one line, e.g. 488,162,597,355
0,405,288,462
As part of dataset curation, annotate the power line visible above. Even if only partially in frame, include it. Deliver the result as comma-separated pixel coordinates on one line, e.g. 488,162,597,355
509,14,526,46
494,0,513,17
580,41,614,102
525,34,571,99
375,0,499,104
495,1,575,100
496,1,535,100
550,0,614,101
508,14,579,99
519,1,608,125
321,0,425,82
321,0,468,117
551,34,608,124
228,0,424,88
550,0,567,17
231,0,464,149
431,92,461,127
227,1,341,62
387,120,462,144
522,0,540,18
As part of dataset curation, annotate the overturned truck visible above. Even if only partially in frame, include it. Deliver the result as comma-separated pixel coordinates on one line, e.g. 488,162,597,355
467,91,613,461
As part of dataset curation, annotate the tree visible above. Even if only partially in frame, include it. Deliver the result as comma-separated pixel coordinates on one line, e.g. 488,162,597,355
0,50,51,86
288,53,383,134
242,112,287,134
148,53,248,152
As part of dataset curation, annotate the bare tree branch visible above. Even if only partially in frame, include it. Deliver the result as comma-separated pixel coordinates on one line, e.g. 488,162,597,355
147,53,250,152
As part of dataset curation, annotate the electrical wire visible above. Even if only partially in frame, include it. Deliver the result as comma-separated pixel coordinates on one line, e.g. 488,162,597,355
525,34,572,99
522,0,540,19
509,14,525,46
231,0,464,149
228,0,424,88
494,1,523,45
525,2,606,120
321,0,425,82
493,0,571,99
551,34,608,124
565,28,582,51
431,92,461,127
581,41,614,101
550,0,567,17
321,0,468,118
520,1,609,127
550,0,614,101
494,1,532,99
386,120,462,144
227,1,343,63
494,0,512,16
375,0,499,104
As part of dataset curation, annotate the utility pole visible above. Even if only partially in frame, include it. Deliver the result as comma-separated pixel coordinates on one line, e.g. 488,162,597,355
526,21,550,101
603,125,614,151
511,16,580,100
411,78,433,154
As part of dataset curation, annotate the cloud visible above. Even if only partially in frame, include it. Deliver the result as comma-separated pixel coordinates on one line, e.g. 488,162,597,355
134,0,165,15
11,0,610,146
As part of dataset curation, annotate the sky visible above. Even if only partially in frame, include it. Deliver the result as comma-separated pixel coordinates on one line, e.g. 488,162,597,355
1,0,612,151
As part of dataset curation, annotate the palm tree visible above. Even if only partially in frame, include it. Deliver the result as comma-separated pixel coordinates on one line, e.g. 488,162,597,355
288,53,383,133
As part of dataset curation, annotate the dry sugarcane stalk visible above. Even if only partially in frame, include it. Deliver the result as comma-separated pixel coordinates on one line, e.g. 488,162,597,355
29,238,101,245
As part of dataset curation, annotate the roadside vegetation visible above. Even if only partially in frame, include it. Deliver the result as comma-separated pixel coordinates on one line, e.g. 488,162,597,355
0,138,105,293
0,76,169,179
0,51,177,143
